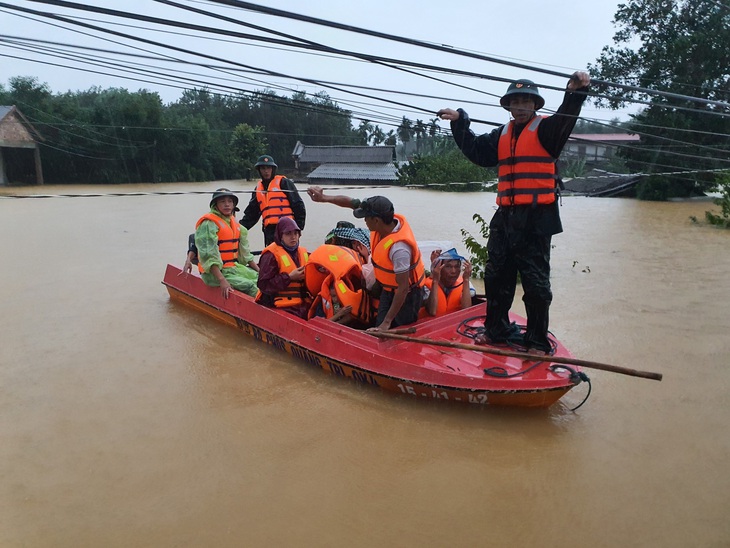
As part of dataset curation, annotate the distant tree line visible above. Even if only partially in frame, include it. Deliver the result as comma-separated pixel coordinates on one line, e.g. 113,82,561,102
0,76,364,184
1,75,498,189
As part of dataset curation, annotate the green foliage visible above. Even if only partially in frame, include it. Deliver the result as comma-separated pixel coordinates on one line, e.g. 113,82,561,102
397,117,413,143
460,212,490,278
1,78,359,184
562,157,587,178
636,174,705,201
588,0,730,199
396,148,495,191
573,117,629,134
702,172,730,228
229,123,267,178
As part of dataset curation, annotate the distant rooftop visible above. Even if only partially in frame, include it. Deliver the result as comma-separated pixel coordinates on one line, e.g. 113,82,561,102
294,143,394,164
306,163,398,181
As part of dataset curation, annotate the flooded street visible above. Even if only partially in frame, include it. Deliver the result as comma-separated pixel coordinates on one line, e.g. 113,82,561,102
1,182,729,547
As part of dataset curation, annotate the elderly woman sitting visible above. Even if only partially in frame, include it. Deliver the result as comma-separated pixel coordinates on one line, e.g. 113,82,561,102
254,217,310,318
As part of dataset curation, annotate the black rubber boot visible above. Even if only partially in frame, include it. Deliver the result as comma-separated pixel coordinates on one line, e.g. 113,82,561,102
523,299,551,352
484,299,522,343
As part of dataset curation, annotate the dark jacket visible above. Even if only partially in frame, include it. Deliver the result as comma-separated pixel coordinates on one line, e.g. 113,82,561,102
450,86,589,237
240,177,306,232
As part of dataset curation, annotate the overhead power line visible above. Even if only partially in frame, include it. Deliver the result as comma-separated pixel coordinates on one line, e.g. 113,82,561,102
203,0,730,112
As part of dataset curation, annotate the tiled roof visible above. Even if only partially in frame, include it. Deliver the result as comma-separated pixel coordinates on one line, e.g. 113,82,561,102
562,169,643,197
297,145,394,163
306,163,398,181
0,106,14,121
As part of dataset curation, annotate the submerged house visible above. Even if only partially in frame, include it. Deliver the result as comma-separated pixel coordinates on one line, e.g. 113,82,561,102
0,105,44,185
291,142,397,185
563,133,640,165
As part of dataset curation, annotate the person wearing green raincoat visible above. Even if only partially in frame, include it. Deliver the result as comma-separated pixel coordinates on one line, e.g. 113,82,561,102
191,188,259,299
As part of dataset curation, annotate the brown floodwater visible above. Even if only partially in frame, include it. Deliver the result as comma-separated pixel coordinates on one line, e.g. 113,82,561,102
1,182,728,547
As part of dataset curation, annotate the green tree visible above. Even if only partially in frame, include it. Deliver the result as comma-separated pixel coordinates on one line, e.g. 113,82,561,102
1,77,360,184
229,123,267,179
384,130,397,146
397,117,413,144
460,213,490,278
4,76,51,108
573,117,628,134
370,126,386,145
356,120,374,145
413,119,427,153
397,148,494,191
691,171,730,228
589,0,730,200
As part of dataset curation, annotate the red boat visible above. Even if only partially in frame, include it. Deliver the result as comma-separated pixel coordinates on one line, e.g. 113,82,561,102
162,264,585,408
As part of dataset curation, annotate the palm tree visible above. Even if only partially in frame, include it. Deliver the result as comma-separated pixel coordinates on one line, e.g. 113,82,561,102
370,125,386,145
357,120,374,145
397,117,413,144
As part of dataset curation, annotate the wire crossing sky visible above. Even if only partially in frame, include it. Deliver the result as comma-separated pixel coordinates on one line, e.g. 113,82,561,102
1,0,729,175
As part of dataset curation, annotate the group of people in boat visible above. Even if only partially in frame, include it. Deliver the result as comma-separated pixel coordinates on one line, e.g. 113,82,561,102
184,154,474,332
184,71,591,351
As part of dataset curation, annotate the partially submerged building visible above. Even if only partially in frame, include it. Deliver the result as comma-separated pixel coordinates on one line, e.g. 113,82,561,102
0,105,44,185
563,133,640,165
291,142,397,185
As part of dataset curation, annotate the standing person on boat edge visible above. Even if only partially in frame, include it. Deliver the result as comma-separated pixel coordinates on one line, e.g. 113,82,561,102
306,188,426,332
191,188,259,299
255,217,310,319
437,71,591,354
240,155,306,247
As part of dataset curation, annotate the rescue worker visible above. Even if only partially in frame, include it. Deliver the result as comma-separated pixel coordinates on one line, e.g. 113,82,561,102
240,155,306,246
193,188,259,298
255,217,310,318
306,187,426,331
437,71,590,354
420,248,473,319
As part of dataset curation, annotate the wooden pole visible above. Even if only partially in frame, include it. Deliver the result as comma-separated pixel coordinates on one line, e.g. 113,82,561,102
371,331,663,381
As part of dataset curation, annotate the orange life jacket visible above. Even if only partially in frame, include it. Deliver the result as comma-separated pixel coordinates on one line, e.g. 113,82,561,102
496,116,557,206
255,243,309,308
418,276,465,319
194,213,240,274
305,244,371,323
370,214,426,291
255,175,294,227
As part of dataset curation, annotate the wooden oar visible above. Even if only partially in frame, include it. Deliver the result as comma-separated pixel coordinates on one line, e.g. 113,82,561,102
371,331,663,381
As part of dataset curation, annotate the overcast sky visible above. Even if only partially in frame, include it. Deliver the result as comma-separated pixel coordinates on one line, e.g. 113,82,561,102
0,0,633,131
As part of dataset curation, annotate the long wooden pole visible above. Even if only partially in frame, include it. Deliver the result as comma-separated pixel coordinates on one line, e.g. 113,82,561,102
371,331,663,381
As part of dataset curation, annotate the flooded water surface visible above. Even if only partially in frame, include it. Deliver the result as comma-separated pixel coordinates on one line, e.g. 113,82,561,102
1,183,728,547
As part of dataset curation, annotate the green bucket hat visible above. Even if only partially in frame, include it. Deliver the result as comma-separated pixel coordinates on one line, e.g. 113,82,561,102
209,188,239,209
500,79,545,110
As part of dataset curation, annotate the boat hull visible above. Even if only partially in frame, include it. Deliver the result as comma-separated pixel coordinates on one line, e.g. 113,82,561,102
163,265,581,408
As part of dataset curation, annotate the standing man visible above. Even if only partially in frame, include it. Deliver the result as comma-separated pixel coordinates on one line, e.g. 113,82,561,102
437,71,590,354
306,187,426,331
240,155,306,246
